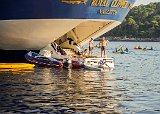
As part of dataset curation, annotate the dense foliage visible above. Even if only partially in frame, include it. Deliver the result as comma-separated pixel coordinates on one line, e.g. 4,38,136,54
107,2,160,38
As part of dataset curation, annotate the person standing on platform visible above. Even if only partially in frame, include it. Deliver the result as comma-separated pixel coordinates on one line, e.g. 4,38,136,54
99,37,108,57
89,38,94,57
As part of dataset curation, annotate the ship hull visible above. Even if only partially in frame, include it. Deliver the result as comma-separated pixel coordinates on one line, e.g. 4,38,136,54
0,0,135,62
0,19,122,50
0,19,86,50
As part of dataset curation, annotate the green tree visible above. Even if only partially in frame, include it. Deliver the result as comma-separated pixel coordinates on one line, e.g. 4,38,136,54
107,2,160,39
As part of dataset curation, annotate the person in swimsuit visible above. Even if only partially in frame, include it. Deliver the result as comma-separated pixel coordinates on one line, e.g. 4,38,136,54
89,38,94,56
99,37,108,57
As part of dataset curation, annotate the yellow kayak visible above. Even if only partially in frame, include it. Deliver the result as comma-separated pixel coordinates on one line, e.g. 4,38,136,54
0,63,35,69
0,63,35,74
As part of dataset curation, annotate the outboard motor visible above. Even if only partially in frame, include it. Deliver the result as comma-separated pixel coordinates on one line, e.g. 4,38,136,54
63,58,72,69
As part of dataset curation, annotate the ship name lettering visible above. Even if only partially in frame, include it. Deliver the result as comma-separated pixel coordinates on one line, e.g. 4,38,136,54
91,0,109,7
99,9,117,15
111,0,129,8
128,3,133,9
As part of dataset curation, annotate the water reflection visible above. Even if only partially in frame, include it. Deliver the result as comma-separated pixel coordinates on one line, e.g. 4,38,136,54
0,42,160,113
0,67,122,113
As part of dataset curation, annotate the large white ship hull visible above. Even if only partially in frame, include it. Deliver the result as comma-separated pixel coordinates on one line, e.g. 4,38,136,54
0,19,120,50
0,0,135,62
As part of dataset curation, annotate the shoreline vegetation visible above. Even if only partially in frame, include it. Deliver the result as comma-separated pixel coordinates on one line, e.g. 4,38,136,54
102,2,160,42
94,36,160,42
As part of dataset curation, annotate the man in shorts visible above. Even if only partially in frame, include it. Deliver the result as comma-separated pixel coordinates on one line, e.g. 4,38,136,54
100,37,108,57
89,38,94,56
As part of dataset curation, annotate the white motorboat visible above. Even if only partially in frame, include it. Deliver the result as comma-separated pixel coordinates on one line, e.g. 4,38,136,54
83,57,114,71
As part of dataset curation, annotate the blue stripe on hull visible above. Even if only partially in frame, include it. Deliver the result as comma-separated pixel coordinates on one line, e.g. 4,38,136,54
0,0,135,21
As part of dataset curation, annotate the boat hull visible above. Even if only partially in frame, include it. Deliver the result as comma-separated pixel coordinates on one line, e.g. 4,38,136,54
0,0,135,50
0,19,85,50
84,57,114,71
0,0,135,62
0,0,135,20
25,51,63,67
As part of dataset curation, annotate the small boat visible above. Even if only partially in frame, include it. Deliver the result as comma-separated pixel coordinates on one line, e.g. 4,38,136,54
63,59,83,69
0,63,35,74
113,48,128,54
25,51,63,68
134,45,142,49
83,57,114,71
113,51,128,54
146,46,153,50
72,60,83,68
147,47,153,50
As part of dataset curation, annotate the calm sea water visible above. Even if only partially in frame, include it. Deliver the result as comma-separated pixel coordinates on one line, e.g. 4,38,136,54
0,42,160,114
